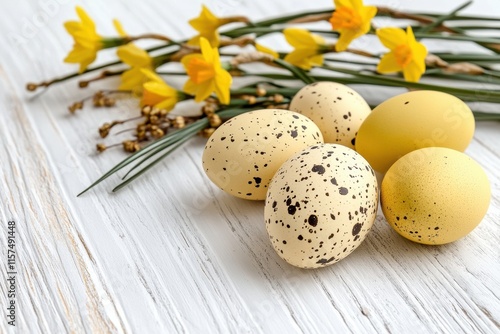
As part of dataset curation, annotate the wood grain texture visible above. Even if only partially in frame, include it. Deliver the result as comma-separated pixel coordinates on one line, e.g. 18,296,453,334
0,0,499,333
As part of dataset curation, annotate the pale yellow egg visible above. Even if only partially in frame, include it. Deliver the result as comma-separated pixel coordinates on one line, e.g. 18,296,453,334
265,144,379,268
289,82,371,149
202,109,323,200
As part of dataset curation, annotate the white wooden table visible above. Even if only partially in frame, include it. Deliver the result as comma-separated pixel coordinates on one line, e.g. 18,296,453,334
1,0,499,333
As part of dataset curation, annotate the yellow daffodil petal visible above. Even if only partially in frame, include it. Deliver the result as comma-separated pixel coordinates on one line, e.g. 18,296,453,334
142,80,179,110
188,5,223,47
63,44,96,73
64,21,80,34
403,61,425,82
335,29,360,51
188,32,220,48
143,81,174,97
255,43,279,59
361,6,377,27
376,27,407,49
309,54,324,67
284,51,309,69
199,81,217,102
155,97,177,111
283,28,326,69
406,26,416,43
76,6,95,31
184,80,215,103
214,69,232,105
284,28,318,48
140,68,166,84
413,45,427,70
376,26,428,82
189,5,219,32
117,44,152,67
181,37,231,103
334,0,355,9
376,52,402,73
142,84,166,107
119,68,147,92
182,79,198,96
63,6,106,72
284,50,323,70
350,0,364,11
199,37,215,63
181,54,203,71
330,0,376,51
113,19,127,37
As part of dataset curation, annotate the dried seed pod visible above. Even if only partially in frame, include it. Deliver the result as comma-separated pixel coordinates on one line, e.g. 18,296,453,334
123,140,141,153
96,143,107,153
141,105,152,116
201,127,216,138
151,128,165,138
273,94,284,103
149,115,160,124
256,87,267,97
93,91,105,106
103,97,116,107
208,113,221,128
93,98,105,107
150,107,160,116
137,124,147,133
136,131,147,141
246,96,257,104
68,101,84,114
172,116,185,129
99,123,112,138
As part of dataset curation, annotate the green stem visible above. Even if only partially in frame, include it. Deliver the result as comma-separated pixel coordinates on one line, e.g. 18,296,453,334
418,1,472,34
321,64,500,103
434,53,500,62
272,59,316,84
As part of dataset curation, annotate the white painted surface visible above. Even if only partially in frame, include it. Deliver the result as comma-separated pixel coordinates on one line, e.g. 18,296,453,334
0,0,499,333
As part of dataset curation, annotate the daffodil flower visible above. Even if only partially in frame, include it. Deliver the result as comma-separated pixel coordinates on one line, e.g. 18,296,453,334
114,20,158,94
141,69,183,110
376,26,428,82
64,7,127,73
188,5,248,47
117,44,153,93
330,0,377,52
283,28,329,70
181,37,232,105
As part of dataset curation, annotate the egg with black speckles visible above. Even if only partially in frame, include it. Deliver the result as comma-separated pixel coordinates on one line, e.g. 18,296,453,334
264,144,379,268
289,82,371,149
202,109,324,200
381,147,490,245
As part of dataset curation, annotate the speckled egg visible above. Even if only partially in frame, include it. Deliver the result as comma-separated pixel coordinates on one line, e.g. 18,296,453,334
265,144,379,268
356,90,475,173
289,82,371,149
381,147,491,245
202,109,323,200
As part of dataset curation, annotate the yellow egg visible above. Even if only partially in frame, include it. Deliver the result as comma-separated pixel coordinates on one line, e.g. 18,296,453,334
356,90,475,173
202,109,323,200
381,147,490,245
